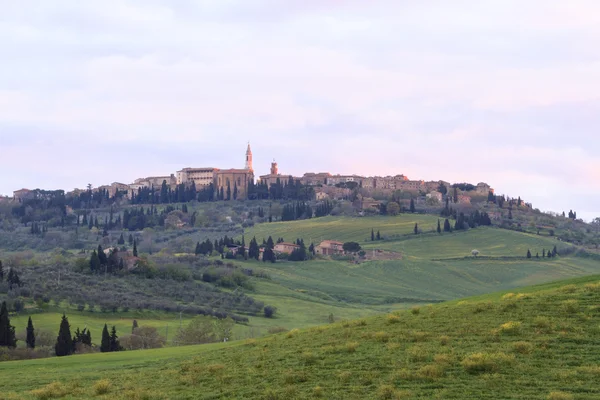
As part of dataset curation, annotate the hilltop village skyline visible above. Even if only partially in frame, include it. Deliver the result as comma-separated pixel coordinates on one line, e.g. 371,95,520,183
9,143,496,206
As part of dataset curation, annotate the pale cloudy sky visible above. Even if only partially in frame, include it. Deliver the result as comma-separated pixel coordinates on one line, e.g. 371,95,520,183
1,1,599,220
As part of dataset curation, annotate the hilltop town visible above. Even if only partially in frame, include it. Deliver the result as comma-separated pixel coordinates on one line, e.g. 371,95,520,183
9,143,496,208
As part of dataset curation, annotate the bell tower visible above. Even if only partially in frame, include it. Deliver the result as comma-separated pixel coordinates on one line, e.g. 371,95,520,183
270,159,278,175
245,142,253,171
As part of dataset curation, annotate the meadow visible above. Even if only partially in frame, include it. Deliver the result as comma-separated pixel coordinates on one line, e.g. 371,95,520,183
3,275,600,399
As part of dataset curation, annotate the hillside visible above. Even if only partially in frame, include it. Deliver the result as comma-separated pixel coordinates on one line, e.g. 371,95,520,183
3,275,600,399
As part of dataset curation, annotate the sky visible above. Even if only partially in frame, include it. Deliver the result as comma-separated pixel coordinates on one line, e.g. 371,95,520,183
0,0,599,221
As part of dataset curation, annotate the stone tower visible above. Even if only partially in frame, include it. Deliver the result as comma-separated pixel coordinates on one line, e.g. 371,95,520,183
270,159,278,175
245,142,253,171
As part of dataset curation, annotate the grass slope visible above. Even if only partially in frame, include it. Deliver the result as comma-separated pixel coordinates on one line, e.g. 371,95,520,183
4,275,600,399
242,215,442,244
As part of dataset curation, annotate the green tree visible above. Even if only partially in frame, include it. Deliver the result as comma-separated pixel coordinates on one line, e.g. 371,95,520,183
133,240,138,257
160,180,169,204
410,198,416,213
132,320,139,334
118,233,125,245
0,301,17,348
414,223,419,235
437,219,441,234
55,314,73,356
342,242,361,253
101,324,111,352
89,250,101,273
110,326,121,352
371,229,375,241
444,219,451,232
264,305,277,318
526,249,532,259
387,201,400,216
376,230,381,240
233,183,238,200
26,316,35,349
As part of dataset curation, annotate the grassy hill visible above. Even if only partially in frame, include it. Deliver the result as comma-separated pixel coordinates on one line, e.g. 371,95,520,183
3,275,600,399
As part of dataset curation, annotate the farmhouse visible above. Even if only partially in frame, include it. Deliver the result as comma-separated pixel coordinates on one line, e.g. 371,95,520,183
274,242,300,254
315,240,345,256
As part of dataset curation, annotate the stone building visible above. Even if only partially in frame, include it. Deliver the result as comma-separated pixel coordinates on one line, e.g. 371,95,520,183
13,188,33,202
301,172,331,186
315,240,345,256
214,143,254,199
176,167,217,188
274,242,300,254
476,182,493,195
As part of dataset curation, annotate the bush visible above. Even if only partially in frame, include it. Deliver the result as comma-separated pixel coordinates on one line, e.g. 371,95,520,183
346,342,359,353
373,331,390,342
417,364,445,380
461,352,515,374
411,306,420,315
386,314,400,324
93,379,111,395
562,300,579,314
30,382,69,400
513,341,534,354
533,316,552,331
267,326,288,335
439,335,450,346
408,345,428,362
264,305,277,318
498,321,522,335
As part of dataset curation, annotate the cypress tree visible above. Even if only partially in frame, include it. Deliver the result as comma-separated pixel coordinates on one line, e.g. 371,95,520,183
110,326,121,352
371,229,375,241
133,240,138,257
26,316,35,349
0,301,17,348
101,324,111,352
414,223,418,235
118,233,125,245
552,245,558,257
444,218,451,232
90,250,101,273
376,230,381,240
410,198,416,213
0,259,3,282
526,249,532,259
132,320,139,333
437,220,441,234
55,314,73,356
128,234,134,246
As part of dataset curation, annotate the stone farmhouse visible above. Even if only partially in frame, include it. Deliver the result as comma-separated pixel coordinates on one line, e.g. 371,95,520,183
315,240,345,256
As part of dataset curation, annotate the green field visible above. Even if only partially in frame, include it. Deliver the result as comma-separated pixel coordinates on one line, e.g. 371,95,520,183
242,215,442,244
4,275,600,399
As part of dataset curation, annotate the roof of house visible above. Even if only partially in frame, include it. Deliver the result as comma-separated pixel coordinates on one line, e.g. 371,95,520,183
318,240,344,247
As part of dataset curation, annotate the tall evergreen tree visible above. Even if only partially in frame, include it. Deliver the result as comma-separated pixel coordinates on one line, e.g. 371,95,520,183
414,223,418,235
371,229,375,241
110,326,121,352
118,233,125,245
233,183,238,200
410,198,416,213
437,220,441,234
133,240,138,257
0,301,17,348
26,316,35,349
444,218,451,232
55,314,73,356
526,249,532,259
132,320,139,334
89,250,101,273
376,230,381,240
128,234,134,246
0,259,3,282
101,324,111,353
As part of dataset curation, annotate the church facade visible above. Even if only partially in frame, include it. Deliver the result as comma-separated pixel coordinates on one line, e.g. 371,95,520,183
214,143,254,200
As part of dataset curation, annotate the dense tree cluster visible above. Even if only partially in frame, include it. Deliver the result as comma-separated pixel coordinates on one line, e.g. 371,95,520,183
281,202,312,221
89,245,125,274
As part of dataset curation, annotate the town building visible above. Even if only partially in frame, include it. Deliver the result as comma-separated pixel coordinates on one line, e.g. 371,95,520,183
176,167,217,188
13,188,33,202
214,143,254,199
301,172,331,186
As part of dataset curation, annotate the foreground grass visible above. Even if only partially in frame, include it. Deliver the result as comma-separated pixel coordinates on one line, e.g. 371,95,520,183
4,275,600,399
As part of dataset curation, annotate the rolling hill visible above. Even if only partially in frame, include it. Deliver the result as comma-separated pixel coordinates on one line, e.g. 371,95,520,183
3,275,600,399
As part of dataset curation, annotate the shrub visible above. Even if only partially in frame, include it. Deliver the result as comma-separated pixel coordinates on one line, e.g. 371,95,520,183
30,382,69,400
376,385,396,399
461,352,515,374
93,379,111,395
283,370,308,384
353,319,367,327
300,352,317,365
498,321,522,335
439,335,450,346
386,314,401,324
512,341,534,354
373,331,390,342
502,293,515,300
337,371,352,382
417,364,445,380
474,301,494,313
286,329,299,339
264,305,277,318
559,285,577,293
584,282,600,292
411,306,420,315
411,331,429,342
434,353,453,364
533,316,552,331
562,300,579,314
547,392,574,400
313,386,323,398
346,341,359,353
408,345,428,362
